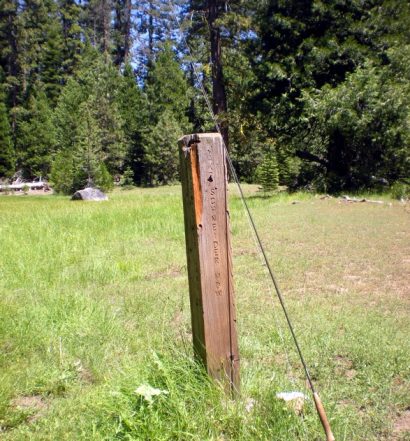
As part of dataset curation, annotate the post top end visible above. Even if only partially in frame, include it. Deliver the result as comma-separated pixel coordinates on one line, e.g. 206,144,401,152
178,133,222,144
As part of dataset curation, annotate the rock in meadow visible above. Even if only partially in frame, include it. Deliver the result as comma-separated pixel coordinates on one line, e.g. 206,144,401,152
71,187,108,201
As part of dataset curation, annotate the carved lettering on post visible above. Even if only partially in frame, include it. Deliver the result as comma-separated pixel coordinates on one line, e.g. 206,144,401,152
179,133,239,392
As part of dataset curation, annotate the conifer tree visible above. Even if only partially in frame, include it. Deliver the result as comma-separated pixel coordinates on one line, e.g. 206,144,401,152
113,0,132,66
144,109,183,185
84,56,126,175
54,77,83,153
74,98,103,188
82,0,113,56
91,91,125,175
120,167,134,187
41,18,65,106
50,149,75,194
256,151,279,193
18,0,64,102
54,51,126,177
52,97,114,193
276,145,300,188
0,0,20,114
142,42,191,184
16,88,56,178
133,0,184,77
58,0,84,78
0,90,14,178
145,42,191,128
117,63,148,183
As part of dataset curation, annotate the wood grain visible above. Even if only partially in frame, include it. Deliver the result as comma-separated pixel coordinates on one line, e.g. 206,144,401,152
179,133,240,392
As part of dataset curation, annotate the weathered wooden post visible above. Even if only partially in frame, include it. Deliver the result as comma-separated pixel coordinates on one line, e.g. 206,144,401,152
179,133,240,392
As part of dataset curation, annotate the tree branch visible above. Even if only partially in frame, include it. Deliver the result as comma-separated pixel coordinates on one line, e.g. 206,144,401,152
295,150,328,167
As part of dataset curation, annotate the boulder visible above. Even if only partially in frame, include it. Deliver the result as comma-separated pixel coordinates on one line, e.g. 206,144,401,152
71,187,108,201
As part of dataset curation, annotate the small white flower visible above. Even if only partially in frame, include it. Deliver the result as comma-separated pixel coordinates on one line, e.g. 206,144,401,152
134,384,169,404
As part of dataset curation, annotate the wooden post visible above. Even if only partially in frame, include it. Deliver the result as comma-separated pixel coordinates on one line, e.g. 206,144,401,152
179,133,239,392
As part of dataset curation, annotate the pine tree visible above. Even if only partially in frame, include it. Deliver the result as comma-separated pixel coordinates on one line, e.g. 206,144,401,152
18,0,64,102
133,0,184,77
113,0,132,66
117,63,148,184
143,42,191,185
73,98,114,191
41,17,65,106
53,52,126,189
91,90,126,175
52,97,114,194
50,149,75,194
54,77,83,152
0,89,15,178
251,0,394,191
276,145,300,188
256,151,279,193
144,109,183,185
82,0,113,57
16,88,56,178
54,51,126,176
0,0,20,109
206,0,229,148
58,0,84,78
0,0,406,194
120,167,134,187
145,41,191,129
74,98,103,188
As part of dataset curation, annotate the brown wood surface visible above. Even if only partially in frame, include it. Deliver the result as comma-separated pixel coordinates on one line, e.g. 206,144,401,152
313,393,336,441
179,133,239,392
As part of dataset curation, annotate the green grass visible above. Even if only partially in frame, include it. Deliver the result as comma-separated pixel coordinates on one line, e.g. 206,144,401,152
0,187,409,440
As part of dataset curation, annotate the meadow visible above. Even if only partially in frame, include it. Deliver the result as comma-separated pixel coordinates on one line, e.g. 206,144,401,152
0,186,409,440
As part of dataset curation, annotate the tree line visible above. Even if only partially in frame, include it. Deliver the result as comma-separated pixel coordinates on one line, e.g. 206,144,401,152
0,0,408,194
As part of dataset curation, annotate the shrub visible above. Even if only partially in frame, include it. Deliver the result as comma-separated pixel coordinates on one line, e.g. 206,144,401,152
391,181,410,200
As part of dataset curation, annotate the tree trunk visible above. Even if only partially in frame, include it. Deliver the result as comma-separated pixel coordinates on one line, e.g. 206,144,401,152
207,0,229,150
148,1,154,59
123,0,132,62
101,0,110,57
114,0,132,66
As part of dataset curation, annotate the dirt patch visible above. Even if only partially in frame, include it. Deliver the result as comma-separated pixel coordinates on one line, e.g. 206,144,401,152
171,309,184,327
144,264,185,281
78,367,95,384
11,395,48,423
392,409,410,440
345,369,358,379
333,355,358,380
337,399,355,408
74,359,95,384
334,354,351,366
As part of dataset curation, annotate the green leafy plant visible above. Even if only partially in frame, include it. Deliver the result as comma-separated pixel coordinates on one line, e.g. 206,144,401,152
391,180,410,200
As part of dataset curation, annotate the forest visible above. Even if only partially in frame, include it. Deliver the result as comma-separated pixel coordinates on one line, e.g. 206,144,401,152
0,0,409,194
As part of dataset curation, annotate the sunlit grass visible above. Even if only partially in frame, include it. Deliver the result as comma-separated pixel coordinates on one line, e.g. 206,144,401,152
0,186,408,440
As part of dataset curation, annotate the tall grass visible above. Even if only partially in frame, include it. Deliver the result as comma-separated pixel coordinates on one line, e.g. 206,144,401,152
0,188,409,440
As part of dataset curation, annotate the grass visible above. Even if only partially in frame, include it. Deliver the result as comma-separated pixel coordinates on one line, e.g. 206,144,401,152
0,186,409,440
